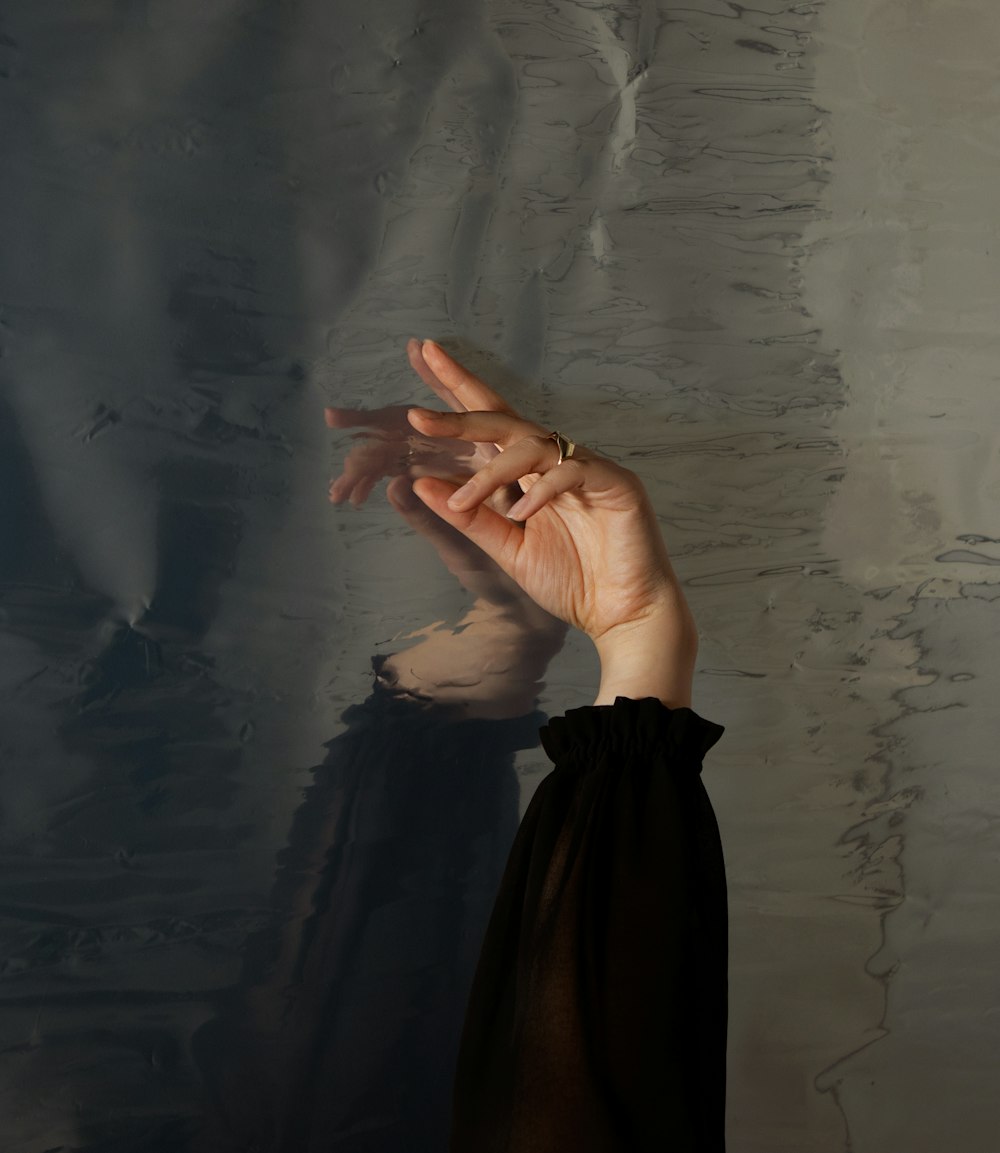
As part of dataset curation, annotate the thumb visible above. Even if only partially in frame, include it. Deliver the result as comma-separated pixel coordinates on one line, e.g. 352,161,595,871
411,477,523,576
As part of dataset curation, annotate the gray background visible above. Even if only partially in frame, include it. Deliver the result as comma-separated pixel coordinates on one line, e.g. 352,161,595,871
1,1,998,1150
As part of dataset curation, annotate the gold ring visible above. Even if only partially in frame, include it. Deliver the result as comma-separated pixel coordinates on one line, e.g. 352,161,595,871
547,430,577,465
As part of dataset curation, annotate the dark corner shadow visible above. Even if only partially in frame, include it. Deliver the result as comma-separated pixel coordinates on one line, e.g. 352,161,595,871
191,684,545,1153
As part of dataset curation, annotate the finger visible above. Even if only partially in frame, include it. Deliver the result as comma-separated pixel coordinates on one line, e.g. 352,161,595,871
409,436,482,469
411,476,524,575
505,459,589,521
330,437,393,500
387,474,435,520
349,473,379,507
406,407,541,449
329,473,355,504
330,469,373,505
444,433,561,512
407,339,467,412
418,341,517,415
406,468,523,517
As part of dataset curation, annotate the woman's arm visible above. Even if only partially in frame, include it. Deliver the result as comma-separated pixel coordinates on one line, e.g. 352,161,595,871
400,340,727,1153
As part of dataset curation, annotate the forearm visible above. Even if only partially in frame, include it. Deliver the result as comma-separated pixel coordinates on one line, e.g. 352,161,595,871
592,590,698,709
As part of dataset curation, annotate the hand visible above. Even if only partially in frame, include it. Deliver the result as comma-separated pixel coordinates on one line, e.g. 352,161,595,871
406,341,698,708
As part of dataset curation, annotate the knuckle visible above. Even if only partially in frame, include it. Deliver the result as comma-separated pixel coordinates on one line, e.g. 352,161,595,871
525,433,553,451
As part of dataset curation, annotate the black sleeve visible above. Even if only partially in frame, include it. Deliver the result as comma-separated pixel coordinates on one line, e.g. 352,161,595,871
450,695,728,1153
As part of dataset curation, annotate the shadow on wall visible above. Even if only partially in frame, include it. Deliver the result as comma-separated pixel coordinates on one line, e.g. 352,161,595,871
0,1,531,1150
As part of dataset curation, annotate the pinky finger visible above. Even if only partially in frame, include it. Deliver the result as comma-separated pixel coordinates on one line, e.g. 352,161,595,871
350,474,380,507
506,460,587,521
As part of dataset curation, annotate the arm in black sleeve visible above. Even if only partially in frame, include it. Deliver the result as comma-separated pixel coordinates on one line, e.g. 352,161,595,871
451,695,728,1153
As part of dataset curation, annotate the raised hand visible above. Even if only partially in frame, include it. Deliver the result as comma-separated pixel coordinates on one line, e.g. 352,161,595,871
406,341,698,708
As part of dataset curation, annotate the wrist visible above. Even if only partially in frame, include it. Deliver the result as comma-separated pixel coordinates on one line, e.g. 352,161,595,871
592,601,697,709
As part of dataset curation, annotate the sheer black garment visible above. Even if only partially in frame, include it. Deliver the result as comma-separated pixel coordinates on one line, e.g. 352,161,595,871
451,696,728,1153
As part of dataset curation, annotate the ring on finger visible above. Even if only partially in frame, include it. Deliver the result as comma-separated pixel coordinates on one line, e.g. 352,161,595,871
547,430,578,465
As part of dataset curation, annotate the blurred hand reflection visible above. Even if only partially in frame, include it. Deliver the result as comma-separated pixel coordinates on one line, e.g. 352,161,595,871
326,346,567,721
324,402,474,507
325,340,514,506
382,476,566,719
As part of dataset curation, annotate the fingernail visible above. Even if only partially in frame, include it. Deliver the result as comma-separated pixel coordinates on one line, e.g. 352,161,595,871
447,482,473,509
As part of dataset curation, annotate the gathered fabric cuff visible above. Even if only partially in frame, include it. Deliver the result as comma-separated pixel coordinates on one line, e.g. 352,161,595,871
539,695,724,772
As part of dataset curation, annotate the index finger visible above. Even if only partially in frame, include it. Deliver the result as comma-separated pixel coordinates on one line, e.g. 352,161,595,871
407,339,465,411
406,407,542,450
414,340,518,416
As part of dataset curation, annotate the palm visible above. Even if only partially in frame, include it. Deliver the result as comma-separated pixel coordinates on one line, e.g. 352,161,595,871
493,477,673,641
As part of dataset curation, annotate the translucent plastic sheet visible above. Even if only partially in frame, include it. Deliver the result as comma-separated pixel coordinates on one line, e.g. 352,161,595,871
2,2,999,1151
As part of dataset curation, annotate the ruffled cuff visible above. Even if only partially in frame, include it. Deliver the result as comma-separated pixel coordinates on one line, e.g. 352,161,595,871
539,695,724,772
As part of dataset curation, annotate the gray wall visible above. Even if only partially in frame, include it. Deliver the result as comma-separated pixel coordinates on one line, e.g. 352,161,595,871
1,1,998,1150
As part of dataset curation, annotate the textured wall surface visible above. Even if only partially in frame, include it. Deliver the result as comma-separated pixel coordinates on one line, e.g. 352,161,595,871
1,2,998,1151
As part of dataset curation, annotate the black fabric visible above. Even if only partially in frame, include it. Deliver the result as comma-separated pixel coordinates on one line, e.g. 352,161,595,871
451,696,728,1153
